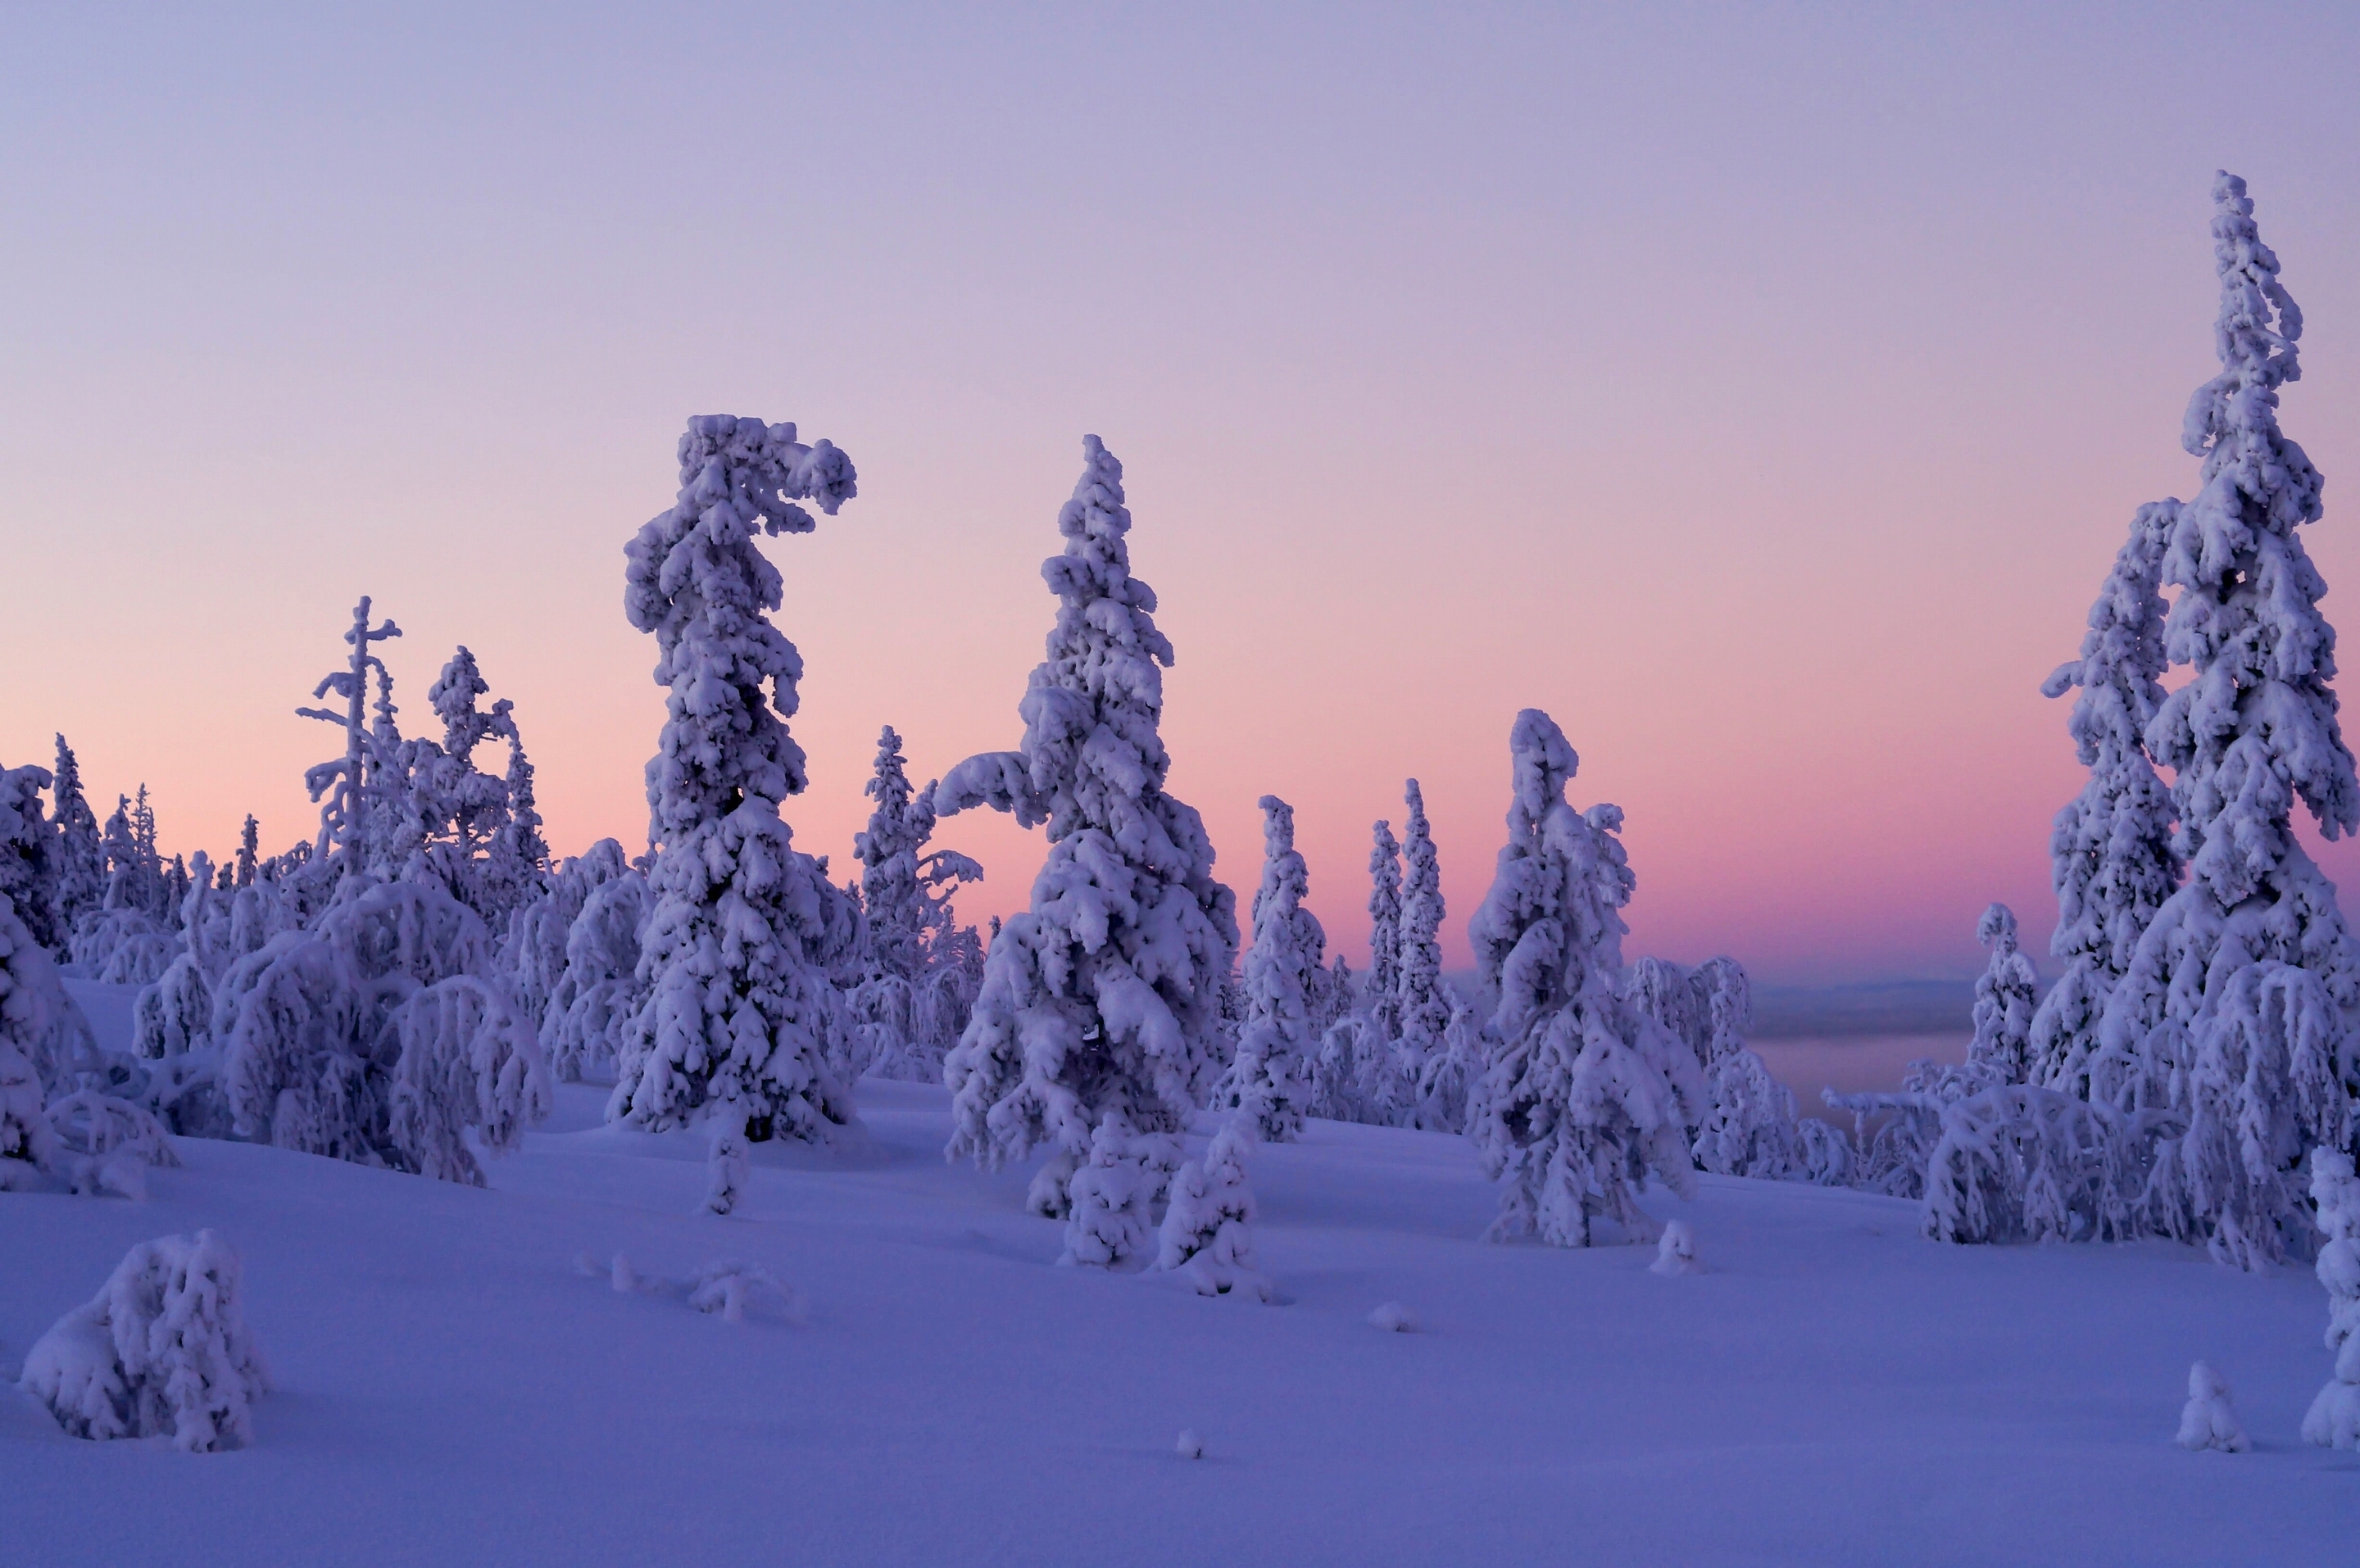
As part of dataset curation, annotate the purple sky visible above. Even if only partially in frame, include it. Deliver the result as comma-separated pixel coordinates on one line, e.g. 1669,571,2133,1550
4,2,2359,983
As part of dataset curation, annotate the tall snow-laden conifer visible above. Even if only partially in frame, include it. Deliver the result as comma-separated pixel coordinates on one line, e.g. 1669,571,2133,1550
1396,780,1449,1116
51,737,105,942
933,436,1239,1229
1468,710,1704,1247
1219,795,1326,1141
2094,174,2360,1268
1367,819,1404,1041
2029,503,2182,1094
607,415,862,1190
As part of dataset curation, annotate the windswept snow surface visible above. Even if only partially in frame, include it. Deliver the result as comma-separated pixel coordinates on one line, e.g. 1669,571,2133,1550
2,986,2350,1566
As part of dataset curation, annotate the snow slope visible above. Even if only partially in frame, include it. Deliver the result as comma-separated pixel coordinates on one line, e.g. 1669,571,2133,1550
2,990,2350,1566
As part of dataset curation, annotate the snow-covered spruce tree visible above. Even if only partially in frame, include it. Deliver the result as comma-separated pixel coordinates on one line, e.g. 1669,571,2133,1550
20,1229,269,1452
0,761,61,955
490,724,549,910
2304,1147,2360,1449
296,598,404,887
1967,904,2038,1084
1218,795,1326,1141
51,737,106,945
1156,1118,1270,1298
2090,174,2360,1268
1468,709,1705,1246
1396,780,1450,1122
1417,996,1487,1135
606,415,863,1200
933,436,1239,1230
848,725,983,1082
2028,503,2182,1094
1367,819,1404,1043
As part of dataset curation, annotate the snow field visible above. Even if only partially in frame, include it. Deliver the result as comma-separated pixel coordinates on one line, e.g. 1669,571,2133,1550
4,1068,2352,1567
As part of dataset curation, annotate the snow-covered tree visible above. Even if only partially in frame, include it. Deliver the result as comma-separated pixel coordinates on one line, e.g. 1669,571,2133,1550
2089,174,2360,1268
933,436,1238,1225
1156,1119,1269,1298
1395,781,1450,1116
0,760,60,955
2028,503,2182,1094
50,736,105,943
1218,795,1326,1141
1650,1218,1702,1276
295,599,405,889
1967,904,2038,1084
20,1229,269,1452
1468,709,1705,1246
606,415,863,1203
2303,1148,2360,1449
847,725,983,1082
234,815,259,889
1367,819,1404,1043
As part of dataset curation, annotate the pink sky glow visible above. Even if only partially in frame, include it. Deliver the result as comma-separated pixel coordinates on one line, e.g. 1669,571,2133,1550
5,5,2359,984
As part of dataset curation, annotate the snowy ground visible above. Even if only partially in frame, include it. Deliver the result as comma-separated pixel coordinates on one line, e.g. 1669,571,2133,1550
2,990,2352,1566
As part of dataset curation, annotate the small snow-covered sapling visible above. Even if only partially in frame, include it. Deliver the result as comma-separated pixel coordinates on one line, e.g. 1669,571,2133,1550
2176,1362,2249,1453
1650,1219,1702,1276
20,1229,270,1452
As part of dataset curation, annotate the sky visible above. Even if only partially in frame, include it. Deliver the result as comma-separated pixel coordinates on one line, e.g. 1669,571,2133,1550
4,2,2359,986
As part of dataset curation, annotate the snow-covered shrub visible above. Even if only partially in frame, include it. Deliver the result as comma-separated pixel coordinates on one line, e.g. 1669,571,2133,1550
934,437,1237,1217
134,952,214,1060
1175,1428,1204,1459
609,416,863,1205
96,925,180,987
1312,1013,1382,1124
1967,904,2037,1084
45,1089,180,1199
1468,710,1705,1247
1,895,102,1188
688,1260,788,1322
2176,1362,2249,1453
1367,1301,1417,1333
1796,1117,1855,1186
1694,1046,1804,1181
2028,501,2181,1094
216,878,544,1179
20,1229,269,1452
1920,1084,2181,1245
2084,175,2360,1267
386,973,551,1185
1650,1219,1701,1276
504,837,630,1032
2302,1148,2360,1449
542,860,649,1083
2155,962,2353,1270
1217,796,1325,1142
1060,1108,1157,1269
1416,998,1486,1136
1156,1119,1269,1299
705,1107,751,1217
1829,1058,2004,1201
1395,781,1450,1118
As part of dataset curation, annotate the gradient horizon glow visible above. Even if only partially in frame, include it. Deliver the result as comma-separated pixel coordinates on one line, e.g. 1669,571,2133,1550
5,3,2359,986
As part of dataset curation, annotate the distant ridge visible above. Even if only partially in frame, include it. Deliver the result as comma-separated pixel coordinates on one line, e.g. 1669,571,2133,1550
1750,979,1980,1040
